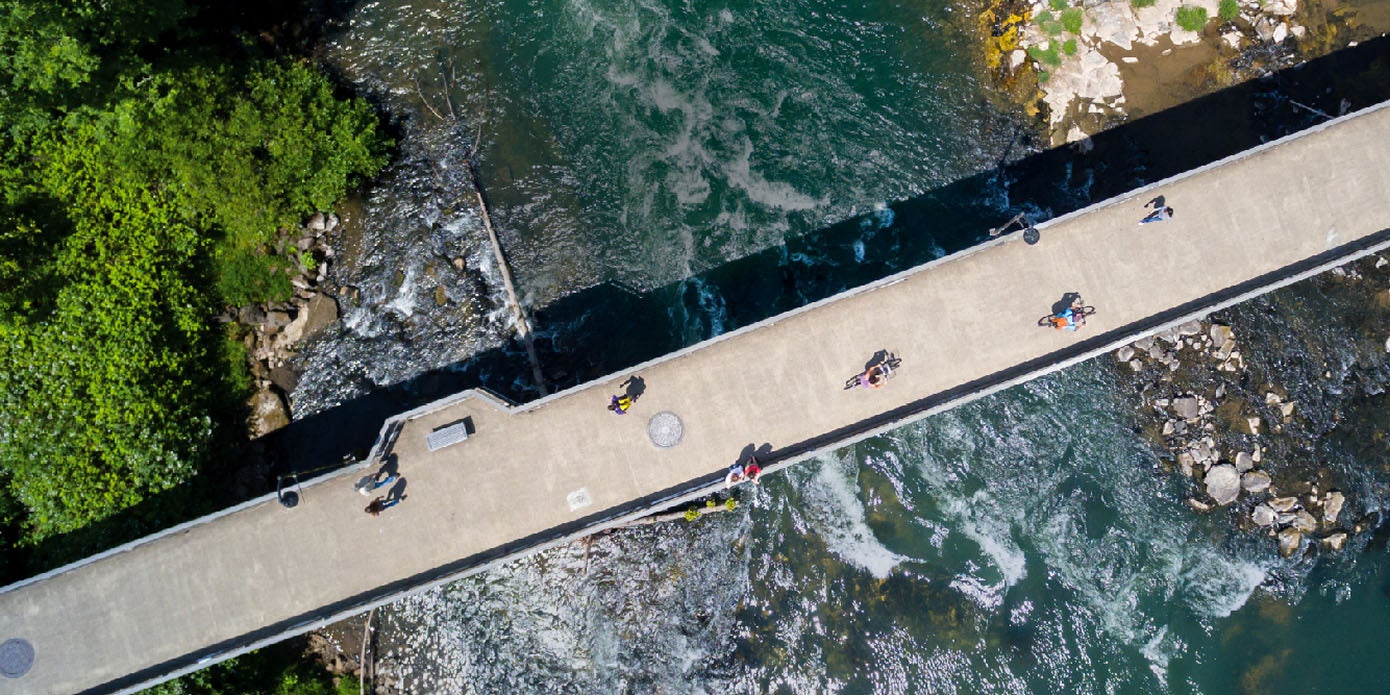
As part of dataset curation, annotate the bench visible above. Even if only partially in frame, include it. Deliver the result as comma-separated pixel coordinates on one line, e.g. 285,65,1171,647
425,420,471,452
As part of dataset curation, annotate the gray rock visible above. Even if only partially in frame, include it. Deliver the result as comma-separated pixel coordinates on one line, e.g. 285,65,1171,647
1234,451,1254,473
1187,498,1212,513
1252,503,1277,527
1269,496,1300,513
1116,346,1135,362
1172,397,1201,420
263,310,292,328
1205,464,1241,505
1209,324,1234,349
1278,528,1303,558
1323,491,1346,524
1147,342,1167,360
237,305,267,325
1177,451,1196,478
1128,359,1143,372
1289,510,1319,533
1190,439,1215,464
247,388,290,438
1241,470,1272,494
307,212,326,231
1322,532,1348,551
325,213,340,232
1177,320,1202,336
1133,336,1155,352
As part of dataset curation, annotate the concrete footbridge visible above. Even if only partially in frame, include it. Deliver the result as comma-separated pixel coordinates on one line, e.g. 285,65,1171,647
4,101,1390,694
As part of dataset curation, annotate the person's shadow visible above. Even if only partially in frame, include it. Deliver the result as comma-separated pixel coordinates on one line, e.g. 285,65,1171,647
863,349,901,372
736,442,775,467
1145,194,1166,209
1051,292,1083,316
384,477,408,507
378,453,399,479
621,375,647,402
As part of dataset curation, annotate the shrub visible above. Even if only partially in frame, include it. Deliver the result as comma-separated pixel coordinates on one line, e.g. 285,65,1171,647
1175,5,1209,31
724,498,738,511
1131,0,1156,7
216,249,294,307
1028,44,1063,67
1063,39,1078,55
1060,8,1084,34
1049,0,1068,9
1218,0,1240,21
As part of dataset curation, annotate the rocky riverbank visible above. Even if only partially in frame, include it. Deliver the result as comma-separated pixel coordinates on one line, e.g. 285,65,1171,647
1112,255,1390,558
226,212,347,438
981,0,1390,144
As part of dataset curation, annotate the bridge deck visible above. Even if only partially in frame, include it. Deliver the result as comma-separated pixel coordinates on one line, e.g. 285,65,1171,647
4,102,1390,694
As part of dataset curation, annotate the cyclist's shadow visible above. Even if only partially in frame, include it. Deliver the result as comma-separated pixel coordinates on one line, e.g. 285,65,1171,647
1050,292,1084,316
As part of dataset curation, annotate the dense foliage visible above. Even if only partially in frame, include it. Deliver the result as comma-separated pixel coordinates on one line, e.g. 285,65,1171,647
0,0,388,557
145,645,358,695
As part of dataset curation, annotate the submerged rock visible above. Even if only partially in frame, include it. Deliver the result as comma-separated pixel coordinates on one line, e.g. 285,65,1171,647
1322,532,1348,551
1269,496,1300,513
1205,464,1241,505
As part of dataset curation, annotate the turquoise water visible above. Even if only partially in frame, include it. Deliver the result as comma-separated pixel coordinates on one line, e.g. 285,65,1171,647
307,1,1390,692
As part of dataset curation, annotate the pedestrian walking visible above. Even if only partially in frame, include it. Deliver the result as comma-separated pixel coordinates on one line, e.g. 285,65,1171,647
355,470,397,496
1141,195,1174,224
608,394,632,414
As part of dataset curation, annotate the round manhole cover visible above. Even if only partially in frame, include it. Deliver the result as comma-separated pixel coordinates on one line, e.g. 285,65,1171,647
0,638,34,678
647,411,684,448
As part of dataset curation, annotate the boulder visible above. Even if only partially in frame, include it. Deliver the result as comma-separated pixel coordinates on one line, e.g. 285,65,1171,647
1177,451,1196,478
1177,320,1202,336
1322,532,1348,551
1272,22,1288,43
307,212,326,231
1116,346,1136,362
1323,491,1345,524
1278,528,1303,558
1129,359,1144,372
1190,439,1215,464
1242,470,1272,494
1289,510,1318,533
1234,451,1254,473
1246,416,1262,435
1205,464,1241,505
1210,324,1234,349
1252,504,1277,527
1172,397,1201,420
1269,496,1300,513
280,293,340,347
247,388,291,438
1280,401,1296,420
325,213,340,232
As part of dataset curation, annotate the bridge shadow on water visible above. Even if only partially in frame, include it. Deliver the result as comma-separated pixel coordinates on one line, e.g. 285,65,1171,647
16,37,1390,581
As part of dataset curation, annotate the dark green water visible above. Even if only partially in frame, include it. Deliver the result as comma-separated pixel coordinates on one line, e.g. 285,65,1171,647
301,1,1390,692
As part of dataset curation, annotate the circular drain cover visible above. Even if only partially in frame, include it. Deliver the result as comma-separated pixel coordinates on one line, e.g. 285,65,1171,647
0,638,34,678
647,411,684,448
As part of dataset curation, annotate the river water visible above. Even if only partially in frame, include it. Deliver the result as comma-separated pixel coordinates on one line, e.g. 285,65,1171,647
301,1,1390,692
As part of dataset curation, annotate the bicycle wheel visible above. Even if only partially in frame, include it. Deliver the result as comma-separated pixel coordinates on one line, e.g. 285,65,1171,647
1080,305,1097,316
